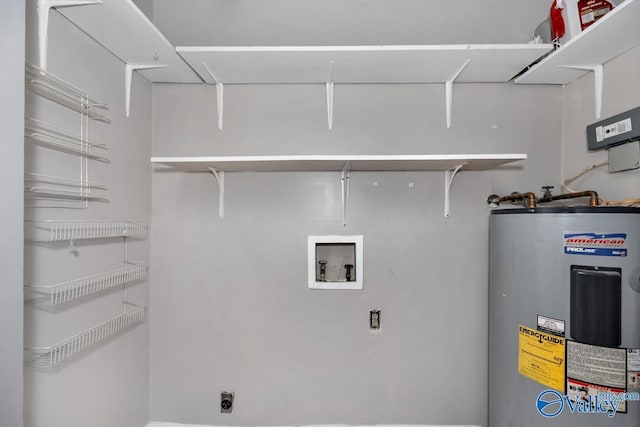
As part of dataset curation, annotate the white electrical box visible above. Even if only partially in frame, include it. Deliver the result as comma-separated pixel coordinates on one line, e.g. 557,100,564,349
307,235,363,290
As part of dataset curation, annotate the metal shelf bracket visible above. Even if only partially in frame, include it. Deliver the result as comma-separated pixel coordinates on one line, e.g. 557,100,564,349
444,60,471,129
341,162,351,226
559,64,603,119
444,163,466,218
125,63,167,118
208,167,225,219
326,61,335,130
37,0,102,71
202,63,224,130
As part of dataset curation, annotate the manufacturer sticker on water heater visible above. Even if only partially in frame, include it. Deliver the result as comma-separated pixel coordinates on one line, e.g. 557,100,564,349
563,232,627,257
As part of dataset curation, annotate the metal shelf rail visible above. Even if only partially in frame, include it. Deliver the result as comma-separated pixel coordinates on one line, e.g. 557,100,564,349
25,63,111,123
24,173,109,203
25,263,147,307
25,118,109,162
26,220,148,242
25,305,146,368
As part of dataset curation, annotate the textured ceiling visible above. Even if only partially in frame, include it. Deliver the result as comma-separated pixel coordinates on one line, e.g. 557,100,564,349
150,0,552,46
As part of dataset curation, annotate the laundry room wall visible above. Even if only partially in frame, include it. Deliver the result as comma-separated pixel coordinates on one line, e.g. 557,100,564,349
0,1,25,426
22,2,152,427
150,81,563,426
561,44,640,199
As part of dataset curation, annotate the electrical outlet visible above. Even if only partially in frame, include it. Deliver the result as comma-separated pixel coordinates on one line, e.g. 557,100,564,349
221,391,234,413
370,310,381,330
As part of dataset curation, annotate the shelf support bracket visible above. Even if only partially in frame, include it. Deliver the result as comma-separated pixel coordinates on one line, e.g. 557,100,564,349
37,0,102,71
125,63,167,118
559,64,603,119
444,59,471,129
341,162,351,226
202,63,224,130
326,61,335,130
444,163,466,218
207,167,225,219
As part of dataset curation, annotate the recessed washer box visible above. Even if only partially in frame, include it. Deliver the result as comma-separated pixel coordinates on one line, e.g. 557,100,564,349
308,235,363,290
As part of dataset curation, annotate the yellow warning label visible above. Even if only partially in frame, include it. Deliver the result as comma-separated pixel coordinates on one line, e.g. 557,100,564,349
518,325,566,392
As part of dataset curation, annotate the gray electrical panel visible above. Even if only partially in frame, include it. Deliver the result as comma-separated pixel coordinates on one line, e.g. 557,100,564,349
587,106,640,151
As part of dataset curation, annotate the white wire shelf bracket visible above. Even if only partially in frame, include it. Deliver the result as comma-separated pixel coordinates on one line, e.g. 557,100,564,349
25,118,109,162
24,172,109,203
25,63,111,123
25,263,147,307
26,220,148,242
25,305,145,368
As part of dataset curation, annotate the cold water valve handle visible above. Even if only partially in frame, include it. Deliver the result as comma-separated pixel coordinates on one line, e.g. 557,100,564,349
319,260,327,282
344,264,354,282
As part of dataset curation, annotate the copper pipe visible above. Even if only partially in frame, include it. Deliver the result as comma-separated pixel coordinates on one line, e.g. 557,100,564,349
487,192,537,208
537,190,600,206
487,190,600,208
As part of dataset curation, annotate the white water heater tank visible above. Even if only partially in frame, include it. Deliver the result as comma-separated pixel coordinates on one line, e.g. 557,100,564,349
489,207,640,426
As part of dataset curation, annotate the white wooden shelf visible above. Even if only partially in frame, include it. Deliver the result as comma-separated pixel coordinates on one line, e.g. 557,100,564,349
516,0,640,85
37,0,202,117
151,154,526,220
41,0,200,83
151,154,527,172
177,45,552,84
176,44,551,130
25,306,145,368
515,0,640,119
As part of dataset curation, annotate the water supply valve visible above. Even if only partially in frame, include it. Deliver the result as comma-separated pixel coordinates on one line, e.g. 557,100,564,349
344,264,354,282
318,260,327,282
542,186,555,198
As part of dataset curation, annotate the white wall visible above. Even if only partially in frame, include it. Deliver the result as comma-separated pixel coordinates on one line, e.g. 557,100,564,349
150,82,562,426
0,1,25,426
132,0,154,21
23,2,152,426
562,44,640,199
151,0,549,46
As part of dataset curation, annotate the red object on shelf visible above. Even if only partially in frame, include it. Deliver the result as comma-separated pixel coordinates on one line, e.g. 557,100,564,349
550,0,566,40
578,0,614,30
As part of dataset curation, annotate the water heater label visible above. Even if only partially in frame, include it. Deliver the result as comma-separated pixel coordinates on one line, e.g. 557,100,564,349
518,325,566,392
566,340,628,413
629,349,640,389
563,232,627,257
628,349,640,371
537,315,565,337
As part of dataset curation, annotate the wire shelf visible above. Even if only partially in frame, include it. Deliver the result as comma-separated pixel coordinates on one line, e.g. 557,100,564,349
27,220,148,242
25,118,109,162
25,264,147,307
24,173,109,203
25,306,146,368
25,63,111,123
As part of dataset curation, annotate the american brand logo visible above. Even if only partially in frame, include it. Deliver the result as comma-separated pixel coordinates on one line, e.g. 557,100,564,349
563,232,627,257
564,233,626,247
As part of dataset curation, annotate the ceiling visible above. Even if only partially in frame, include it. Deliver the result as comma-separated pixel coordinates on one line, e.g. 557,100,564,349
148,0,553,47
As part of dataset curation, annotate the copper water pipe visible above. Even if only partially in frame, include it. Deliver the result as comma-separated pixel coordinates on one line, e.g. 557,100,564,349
537,191,600,206
487,192,537,208
487,190,600,208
